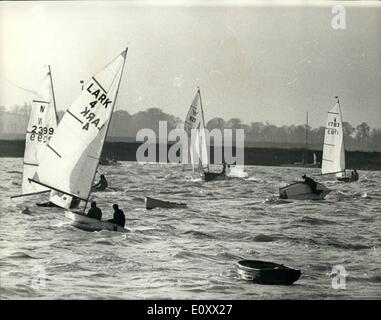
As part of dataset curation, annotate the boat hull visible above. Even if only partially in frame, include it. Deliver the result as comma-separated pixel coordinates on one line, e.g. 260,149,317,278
279,181,331,200
36,201,60,208
337,176,358,183
145,197,187,210
336,171,359,183
65,211,129,233
203,172,228,181
236,260,301,285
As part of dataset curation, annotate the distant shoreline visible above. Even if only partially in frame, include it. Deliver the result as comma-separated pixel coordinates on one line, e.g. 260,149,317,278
1,140,380,171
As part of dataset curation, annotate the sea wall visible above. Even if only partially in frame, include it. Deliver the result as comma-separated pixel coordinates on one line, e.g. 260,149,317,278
1,140,380,170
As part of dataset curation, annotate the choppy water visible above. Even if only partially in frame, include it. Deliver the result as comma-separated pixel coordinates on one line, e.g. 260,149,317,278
0,158,380,299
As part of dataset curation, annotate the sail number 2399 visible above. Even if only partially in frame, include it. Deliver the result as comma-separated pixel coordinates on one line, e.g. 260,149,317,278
30,126,54,142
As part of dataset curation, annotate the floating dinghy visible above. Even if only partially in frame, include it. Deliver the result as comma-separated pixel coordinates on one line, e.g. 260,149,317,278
236,260,301,285
279,181,331,200
65,211,129,233
145,197,187,210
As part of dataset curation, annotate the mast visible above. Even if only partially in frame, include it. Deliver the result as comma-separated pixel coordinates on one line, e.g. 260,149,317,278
84,47,128,212
197,87,209,172
48,65,59,123
305,110,308,164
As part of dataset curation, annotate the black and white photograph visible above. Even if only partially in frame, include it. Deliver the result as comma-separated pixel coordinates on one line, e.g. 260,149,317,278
0,0,380,306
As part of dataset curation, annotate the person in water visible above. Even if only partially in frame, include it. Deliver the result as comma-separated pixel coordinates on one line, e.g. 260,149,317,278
302,174,319,194
92,174,108,191
87,201,102,220
107,204,125,227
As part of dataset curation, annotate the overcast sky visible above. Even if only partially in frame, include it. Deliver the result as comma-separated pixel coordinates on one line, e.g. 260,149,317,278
0,1,380,129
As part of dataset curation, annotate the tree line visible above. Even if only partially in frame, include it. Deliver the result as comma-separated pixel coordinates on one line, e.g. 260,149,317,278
1,104,380,152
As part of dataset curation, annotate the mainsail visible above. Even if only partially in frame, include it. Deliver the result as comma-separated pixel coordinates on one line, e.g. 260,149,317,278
321,97,345,175
183,88,209,172
31,49,128,203
21,66,58,195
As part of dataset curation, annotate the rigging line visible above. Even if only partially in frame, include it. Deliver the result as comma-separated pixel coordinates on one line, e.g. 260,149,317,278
48,65,59,124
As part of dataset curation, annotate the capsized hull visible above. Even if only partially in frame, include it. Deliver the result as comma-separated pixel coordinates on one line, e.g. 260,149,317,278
36,201,60,208
203,172,228,181
279,181,331,200
65,211,129,233
236,260,301,285
145,197,187,210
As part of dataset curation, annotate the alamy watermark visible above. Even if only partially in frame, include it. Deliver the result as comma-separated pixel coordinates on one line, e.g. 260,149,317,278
331,5,346,30
330,265,348,290
30,265,46,290
135,121,245,166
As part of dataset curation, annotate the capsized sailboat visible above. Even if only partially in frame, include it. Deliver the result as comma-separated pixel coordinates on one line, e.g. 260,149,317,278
279,111,332,200
321,96,358,182
29,48,129,232
279,180,331,200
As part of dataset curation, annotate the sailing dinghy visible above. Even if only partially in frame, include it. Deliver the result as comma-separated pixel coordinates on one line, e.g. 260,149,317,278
10,67,59,200
29,48,129,232
10,66,78,209
183,88,229,181
183,88,211,176
321,96,358,182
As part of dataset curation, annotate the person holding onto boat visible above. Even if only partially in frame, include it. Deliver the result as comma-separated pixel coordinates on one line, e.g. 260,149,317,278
87,201,102,220
302,174,319,194
92,174,108,191
107,204,125,227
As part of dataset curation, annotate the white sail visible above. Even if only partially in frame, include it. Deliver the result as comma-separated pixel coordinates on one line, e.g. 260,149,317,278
22,67,58,195
183,89,209,172
321,98,345,175
32,49,127,201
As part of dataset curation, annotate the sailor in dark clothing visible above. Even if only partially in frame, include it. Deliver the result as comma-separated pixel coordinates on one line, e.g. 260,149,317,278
107,204,125,227
302,174,319,194
87,201,102,220
70,197,80,209
221,162,227,175
353,170,359,181
92,174,108,191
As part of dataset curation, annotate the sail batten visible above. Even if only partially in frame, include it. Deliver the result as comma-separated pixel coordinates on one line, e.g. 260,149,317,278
35,49,128,202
